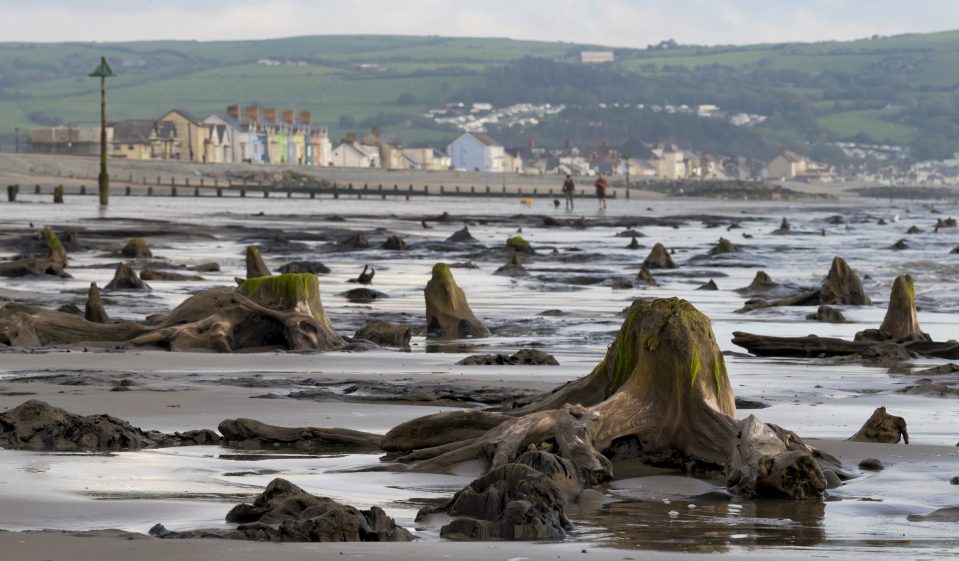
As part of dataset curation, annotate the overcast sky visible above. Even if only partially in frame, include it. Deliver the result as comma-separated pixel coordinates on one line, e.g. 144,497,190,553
2,0,956,47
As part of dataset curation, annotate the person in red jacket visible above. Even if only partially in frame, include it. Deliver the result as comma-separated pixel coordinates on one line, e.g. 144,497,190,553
594,173,608,210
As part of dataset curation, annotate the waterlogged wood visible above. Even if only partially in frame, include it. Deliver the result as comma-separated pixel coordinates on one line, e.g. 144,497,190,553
424,263,489,339
245,246,271,278
394,298,829,498
726,415,826,499
0,273,342,353
0,227,69,278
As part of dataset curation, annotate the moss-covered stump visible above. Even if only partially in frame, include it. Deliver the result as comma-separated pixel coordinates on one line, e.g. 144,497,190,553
424,263,489,339
120,238,152,259
0,227,68,278
849,407,908,444
506,236,533,254
245,246,271,278
856,275,928,343
1,274,342,353
396,298,831,499
131,274,342,352
709,237,737,255
84,282,110,324
642,243,677,269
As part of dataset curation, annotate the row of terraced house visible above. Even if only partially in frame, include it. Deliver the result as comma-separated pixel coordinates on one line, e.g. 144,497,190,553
29,105,333,166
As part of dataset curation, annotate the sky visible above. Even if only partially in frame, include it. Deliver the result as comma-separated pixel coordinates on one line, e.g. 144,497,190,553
1,0,956,47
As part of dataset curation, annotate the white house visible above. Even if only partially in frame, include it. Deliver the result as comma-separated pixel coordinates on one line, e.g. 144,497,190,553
331,142,380,168
203,114,249,163
447,132,504,172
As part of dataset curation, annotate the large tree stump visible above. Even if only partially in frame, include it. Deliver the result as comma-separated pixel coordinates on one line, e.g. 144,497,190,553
739,257,868,312
425,263,489,339
0,227,68,278
393,298,831,499
105,262,150,290
1,274,342,353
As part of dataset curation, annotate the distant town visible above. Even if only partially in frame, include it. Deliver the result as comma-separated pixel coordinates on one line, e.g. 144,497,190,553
25,101,959,187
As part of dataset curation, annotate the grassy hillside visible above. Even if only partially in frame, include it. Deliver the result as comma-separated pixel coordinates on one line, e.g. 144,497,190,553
1,32,958,159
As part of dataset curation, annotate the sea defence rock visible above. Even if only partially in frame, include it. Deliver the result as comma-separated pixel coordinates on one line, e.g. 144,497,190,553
446,226,477,243
245,246,270,278
636,265,657,286
424,263,489,339
278,261,330,274
151,478,412,542
642,243,677,269
849,407,908,444
0,227,69,278
84,282,110,324
0,400,154,451
506,236,532,254
104,262,150,290
419,460,572,541
493,253,530,277
120,238,152,259
140,269,204,281
382,235,408,250
458,349,559,366
217,418,382,452
354,320,411,350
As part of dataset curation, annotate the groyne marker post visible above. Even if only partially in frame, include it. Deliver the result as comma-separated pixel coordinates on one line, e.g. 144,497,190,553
89,57,115,207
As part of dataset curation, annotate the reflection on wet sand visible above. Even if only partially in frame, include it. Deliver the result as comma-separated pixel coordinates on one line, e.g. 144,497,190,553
571,495,825,553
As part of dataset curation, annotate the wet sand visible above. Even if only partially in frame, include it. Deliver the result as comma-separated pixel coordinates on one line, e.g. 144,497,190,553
1,187,959,558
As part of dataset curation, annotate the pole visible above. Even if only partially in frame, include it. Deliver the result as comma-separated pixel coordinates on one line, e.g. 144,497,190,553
98,74,109,205
14,127,19,154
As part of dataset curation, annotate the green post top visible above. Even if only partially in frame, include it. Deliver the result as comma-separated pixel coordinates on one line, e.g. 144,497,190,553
89,57,116,78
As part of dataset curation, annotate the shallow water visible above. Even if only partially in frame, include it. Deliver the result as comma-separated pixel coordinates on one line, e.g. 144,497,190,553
2,192,959,556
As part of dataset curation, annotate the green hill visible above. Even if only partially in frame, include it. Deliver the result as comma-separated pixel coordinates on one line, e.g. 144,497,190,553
1,32,958,159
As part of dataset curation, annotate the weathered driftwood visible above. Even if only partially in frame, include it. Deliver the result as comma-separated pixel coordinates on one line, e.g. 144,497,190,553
0,273,343,353
424,263,489,339
0,227,69,278
151,478,412,542
84,282,110,324
739,257,868,312
849,406,908,444
734,275,959,360
726,415,826,499
390,298,831,499
218,418,382,452
245,245,271,278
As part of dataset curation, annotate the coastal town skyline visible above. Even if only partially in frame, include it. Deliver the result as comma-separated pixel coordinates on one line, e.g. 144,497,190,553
2,0,957,47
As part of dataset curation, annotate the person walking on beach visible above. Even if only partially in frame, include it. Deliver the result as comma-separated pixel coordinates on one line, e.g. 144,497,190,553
594,173,608,210
561,174,575,210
